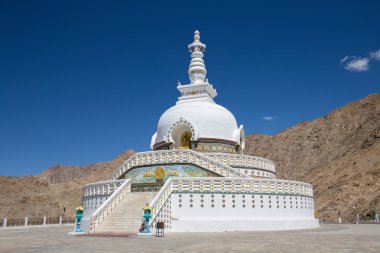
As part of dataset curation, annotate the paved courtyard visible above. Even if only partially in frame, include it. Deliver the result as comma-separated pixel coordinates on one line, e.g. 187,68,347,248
0,224,379,253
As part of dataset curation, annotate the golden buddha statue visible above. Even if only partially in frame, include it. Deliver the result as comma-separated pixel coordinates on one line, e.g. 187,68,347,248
179,131,192,149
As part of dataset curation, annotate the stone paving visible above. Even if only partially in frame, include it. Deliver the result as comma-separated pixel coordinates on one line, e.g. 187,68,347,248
0,224,380,253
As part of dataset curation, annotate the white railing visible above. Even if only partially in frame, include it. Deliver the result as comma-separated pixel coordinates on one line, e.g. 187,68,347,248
82,179,126,198
112,149,249,180
204,153,276,173
235,167,276,179
170,177,313,196
0,216,75,228
147,177,314,228
89,179,131,232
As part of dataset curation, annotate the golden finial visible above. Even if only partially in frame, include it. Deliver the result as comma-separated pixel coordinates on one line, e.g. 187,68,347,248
143,203,152,211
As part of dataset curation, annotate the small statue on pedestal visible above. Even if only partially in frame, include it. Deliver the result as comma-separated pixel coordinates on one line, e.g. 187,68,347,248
138,203,153,236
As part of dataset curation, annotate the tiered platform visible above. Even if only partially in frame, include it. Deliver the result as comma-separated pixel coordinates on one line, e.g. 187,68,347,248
81,150,318,233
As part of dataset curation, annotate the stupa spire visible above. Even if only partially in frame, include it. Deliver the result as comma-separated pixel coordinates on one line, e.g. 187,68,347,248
188,30,207,84
177,31,217,103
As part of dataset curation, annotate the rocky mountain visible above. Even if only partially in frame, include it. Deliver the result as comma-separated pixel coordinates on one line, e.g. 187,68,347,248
0,94,379,222
246,93,380,222
0,150,134,218
35,150,135,185
36,164,102,184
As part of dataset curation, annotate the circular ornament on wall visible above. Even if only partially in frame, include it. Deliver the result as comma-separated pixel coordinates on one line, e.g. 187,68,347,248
154,167,166,180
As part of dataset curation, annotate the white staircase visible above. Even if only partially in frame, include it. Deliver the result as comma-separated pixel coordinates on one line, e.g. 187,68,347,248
95,191,157,233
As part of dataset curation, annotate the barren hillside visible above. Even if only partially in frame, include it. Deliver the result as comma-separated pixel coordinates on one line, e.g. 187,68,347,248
246,93,380,221
0,150,134,218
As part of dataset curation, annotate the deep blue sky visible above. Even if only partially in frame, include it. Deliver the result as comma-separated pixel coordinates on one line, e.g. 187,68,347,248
1,1,379,176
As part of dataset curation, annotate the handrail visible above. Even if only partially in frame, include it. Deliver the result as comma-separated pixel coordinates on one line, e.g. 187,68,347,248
112,149,249,180
89,179,131,232
203,152,276,173
149,178,173,227
205,152,275,165
193,151,248,177
150,178,173,209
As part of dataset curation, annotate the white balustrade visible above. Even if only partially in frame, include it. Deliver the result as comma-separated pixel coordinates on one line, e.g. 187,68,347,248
147,177,313,229
204,153,276,173
82,179,126,198
149,178,173,228
89,179,131,232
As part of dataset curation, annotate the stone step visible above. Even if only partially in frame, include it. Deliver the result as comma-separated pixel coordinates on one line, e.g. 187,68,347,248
96,229,138,233
95,191,157,233
100,222,142,226
102,220,141,223
106,216,142,219
105,216,142,219
102,223,141,226
99,226,140,230
96,230,137,233
102,223,140,225
100,222,141,225
101,225,141,228
99,223,141,226
106,215,142,218
104,213,144,218
102,221,142,224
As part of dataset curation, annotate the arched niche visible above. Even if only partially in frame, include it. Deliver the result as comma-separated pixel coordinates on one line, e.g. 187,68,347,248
167,118,196,150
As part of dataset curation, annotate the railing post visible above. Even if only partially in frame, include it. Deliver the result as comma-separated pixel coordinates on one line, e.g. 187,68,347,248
43,217,47,225
3,218,7,228
24,217,28,227
59,216,63,225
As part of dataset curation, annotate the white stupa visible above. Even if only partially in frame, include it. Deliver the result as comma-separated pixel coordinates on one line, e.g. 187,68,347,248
152,31,244,152
80,31,319,233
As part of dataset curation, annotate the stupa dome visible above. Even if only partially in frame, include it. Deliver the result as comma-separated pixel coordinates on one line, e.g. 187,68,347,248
152,100,240,148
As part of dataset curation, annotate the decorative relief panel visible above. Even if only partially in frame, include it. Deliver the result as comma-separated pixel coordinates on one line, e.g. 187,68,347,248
125,164,220,184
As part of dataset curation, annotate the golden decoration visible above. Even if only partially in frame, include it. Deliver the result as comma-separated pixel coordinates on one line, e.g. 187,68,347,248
154,167,165,180
167,171,178,176
180,131,192,149
143,172,154,178
143,203,152,210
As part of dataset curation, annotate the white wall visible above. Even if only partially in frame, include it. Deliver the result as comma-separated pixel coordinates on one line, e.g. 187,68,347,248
169,193,317,232
82,196,108,218
171,219,319,232
81,196,109,232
